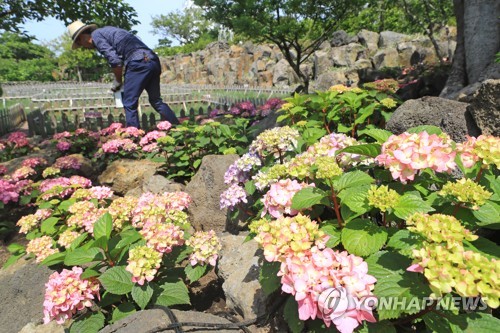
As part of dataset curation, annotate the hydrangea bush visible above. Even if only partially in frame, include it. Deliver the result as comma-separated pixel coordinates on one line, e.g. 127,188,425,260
6,183,222,331
221,118,499,332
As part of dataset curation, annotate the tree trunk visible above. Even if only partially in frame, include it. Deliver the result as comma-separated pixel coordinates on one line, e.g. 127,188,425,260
440,0,500,99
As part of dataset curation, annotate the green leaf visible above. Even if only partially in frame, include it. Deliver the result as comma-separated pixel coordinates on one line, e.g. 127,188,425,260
185,264,209,283
394,193,434,219
40,217,59,234
81,268,101,280
19,195,31,206
111,302,136,323
464,237,500,259
291,187,328,210
115,229,143,249
366,251,431,320
244,180,256,195
321,224,341,248
7,243,25,254
259,260,281,296
358,321,397,333
70,232,89,250
423,311,456,333
284,297,305,333
155,281,191,307
473,201,500,229
58,199,75,212
93,212,113,240
358,128,393,143
341,219,388,257
2,253,24,269
335,144,381,158
407,125,443,135
333,171,374,193
98,266,134,295
132,284,154,310
337,185,370,214
150,156,167,163
70,311,105,333
64,247,104,266
449,312,500,333
41,252,66,266
386,230,421,257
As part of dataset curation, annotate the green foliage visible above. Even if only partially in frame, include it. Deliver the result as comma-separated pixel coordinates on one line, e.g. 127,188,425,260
0,32,57,81
0,0,138,33
339,0,454,34
193,0,365,92
155,32,218,57
151,6,213,45
278,86,400,140
153,117,253,182
222,87,499,332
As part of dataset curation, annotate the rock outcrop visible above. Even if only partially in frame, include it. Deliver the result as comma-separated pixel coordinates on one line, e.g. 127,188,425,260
159,30,456,90
386,96,481,142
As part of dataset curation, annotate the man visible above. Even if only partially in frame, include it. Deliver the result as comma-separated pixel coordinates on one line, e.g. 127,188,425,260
67,20,180,128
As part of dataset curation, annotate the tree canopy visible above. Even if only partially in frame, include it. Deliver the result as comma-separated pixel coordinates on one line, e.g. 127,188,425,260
0,0,139,33
151,6,213,45
0,32,57,81
193,0,364,92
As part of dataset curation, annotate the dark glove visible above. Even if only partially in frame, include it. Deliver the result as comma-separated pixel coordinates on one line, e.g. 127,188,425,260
111,79,122,92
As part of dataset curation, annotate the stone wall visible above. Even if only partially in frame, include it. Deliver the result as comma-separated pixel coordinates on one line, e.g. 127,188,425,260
159,29,456,90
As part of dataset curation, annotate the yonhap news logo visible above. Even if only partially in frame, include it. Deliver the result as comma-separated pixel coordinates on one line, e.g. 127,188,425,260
318,286,488,318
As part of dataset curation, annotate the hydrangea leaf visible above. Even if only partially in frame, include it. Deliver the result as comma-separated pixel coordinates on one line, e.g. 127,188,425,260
341,219,388,257
284,296,305,333
155,281,191,307
99,266,134,295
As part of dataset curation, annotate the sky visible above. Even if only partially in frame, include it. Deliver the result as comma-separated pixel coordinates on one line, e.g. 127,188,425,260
22,0,187,48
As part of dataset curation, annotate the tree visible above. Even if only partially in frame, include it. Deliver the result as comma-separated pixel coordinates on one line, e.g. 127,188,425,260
151,6,212,45
0,32,57,81
53,34,108,82
0,0,139,33
193,0,363,93
440,0,500,99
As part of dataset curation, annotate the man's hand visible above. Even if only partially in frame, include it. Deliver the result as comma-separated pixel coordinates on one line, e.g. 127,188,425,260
111,79,122,92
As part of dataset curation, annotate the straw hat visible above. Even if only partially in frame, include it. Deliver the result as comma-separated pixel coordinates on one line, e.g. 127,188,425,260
67,20,97,49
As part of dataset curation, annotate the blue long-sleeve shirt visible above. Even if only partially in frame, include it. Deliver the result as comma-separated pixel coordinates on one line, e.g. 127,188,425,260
91,26,155,68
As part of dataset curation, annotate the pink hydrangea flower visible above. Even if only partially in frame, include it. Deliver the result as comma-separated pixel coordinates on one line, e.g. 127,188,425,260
262,179,313,218
126,245,163,285
220,184,248,210
102,138,138,153
0,165,7,175
26,236,59,263
100,123,123,136
56,140,72,152
280,248,377,333
140,130,166,146
53,131,72,140
43,267,100,324
54,156,82,170
140,220,185,254
11,166,36,181
67,201,106,234
131,192,191,228
116,126,145,138
141,142,159,153
185,230,221,266
8,131,30,148
157,121,172,131
376,132,456,182
1,179,21,204
22,157,48,168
